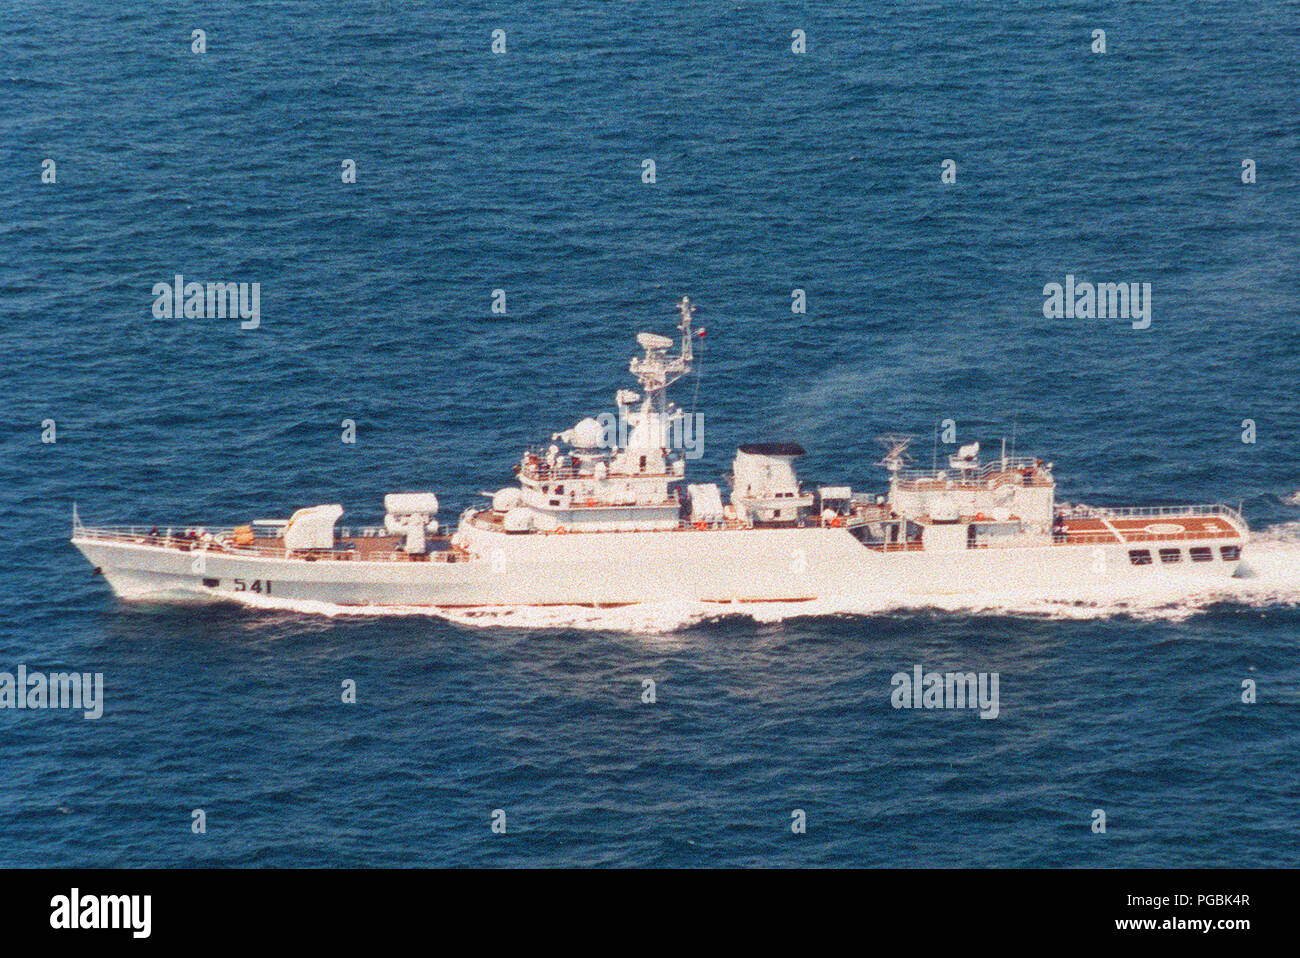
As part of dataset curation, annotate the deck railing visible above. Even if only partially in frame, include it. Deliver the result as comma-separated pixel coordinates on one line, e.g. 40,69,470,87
73,525,464,563
518,463,679,484
1059,502,1245,523
898,456,1039,479
895,458,1051,489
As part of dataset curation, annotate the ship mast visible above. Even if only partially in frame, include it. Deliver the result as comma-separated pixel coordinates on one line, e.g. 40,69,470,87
628,296,695,420
677,295,696,364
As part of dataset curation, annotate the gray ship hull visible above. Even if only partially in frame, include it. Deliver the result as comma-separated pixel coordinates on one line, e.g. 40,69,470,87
72,522,1245,610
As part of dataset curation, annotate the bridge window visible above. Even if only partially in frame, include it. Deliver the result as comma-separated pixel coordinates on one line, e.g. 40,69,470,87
1189,547,1213,562
1159,548,1181,564
1221,545,1241,561
1128,549,1152,565
851,520,897,545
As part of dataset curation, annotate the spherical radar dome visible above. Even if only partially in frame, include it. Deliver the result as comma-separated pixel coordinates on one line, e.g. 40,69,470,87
572,417,604,449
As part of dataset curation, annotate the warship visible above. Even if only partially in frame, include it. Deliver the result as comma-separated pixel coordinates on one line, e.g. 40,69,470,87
72,298,1248,609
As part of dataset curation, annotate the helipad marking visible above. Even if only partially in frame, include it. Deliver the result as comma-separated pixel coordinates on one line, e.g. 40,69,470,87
1145,523,1186,535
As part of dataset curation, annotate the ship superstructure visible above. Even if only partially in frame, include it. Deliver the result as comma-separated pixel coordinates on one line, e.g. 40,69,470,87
72,298,1248,609
489,297,699,535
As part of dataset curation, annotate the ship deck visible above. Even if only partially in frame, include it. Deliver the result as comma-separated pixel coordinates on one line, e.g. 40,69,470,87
1054,514,1240,545
252,534,463,560
76,504,1244,563
74,527,467,562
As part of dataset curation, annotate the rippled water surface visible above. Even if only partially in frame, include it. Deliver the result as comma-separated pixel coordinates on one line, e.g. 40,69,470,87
1,1,1298,866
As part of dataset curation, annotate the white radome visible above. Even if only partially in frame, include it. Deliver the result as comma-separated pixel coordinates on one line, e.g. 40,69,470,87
571,417,604,449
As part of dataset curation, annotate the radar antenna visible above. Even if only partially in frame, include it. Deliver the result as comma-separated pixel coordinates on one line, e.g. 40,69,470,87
628,297,700,420
676,295,698,363
875,434,915,474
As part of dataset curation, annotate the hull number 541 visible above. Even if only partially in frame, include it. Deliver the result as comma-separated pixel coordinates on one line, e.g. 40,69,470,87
231,579,271,594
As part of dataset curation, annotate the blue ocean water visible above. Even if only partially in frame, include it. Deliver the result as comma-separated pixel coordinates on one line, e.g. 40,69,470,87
2,0,1299,866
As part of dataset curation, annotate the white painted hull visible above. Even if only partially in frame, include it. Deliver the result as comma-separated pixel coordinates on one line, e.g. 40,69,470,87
72,525,1245,609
